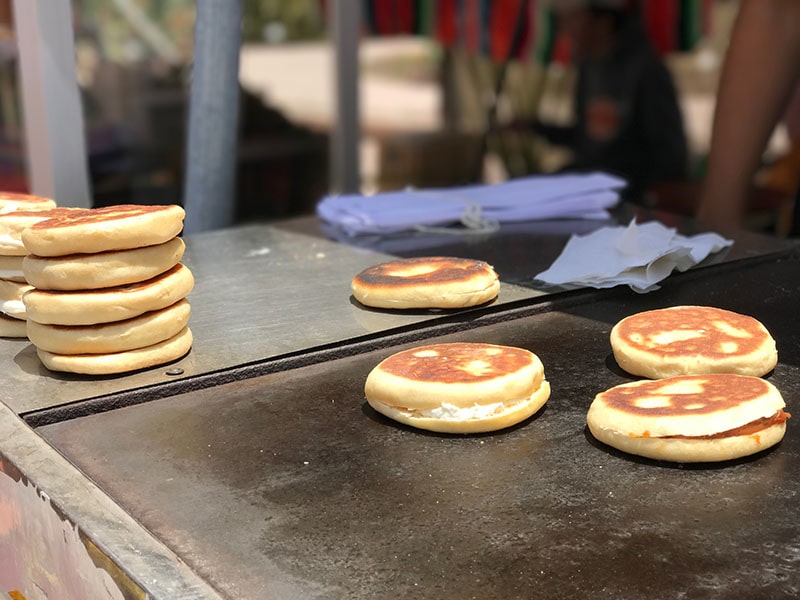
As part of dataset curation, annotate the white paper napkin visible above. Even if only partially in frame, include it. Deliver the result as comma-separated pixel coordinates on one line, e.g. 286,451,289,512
317,172,626,236
534,219,733,293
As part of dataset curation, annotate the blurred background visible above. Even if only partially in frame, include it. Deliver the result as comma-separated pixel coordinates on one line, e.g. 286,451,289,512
0,1,797,231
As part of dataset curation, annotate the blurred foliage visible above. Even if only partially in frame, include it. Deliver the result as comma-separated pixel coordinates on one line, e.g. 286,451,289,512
75,0,325,65
75,0,194,63
242,0,325,43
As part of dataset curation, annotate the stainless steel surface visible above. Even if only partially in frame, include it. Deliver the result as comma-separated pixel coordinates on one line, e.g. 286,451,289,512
0,402,222,600
1,224,538,415
40,252,800,599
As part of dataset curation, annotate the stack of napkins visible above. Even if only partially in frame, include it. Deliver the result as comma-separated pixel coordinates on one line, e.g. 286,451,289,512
318,173,626,236
535,219,733,293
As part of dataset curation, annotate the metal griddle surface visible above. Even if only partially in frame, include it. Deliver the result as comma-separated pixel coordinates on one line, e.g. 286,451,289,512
3,212,795,415
0,224,537,415
40,253,800,599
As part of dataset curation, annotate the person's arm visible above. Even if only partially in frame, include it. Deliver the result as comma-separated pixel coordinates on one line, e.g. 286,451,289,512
696,0,800,229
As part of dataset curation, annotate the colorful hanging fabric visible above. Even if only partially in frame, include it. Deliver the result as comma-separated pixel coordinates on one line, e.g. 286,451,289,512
363,0,416,35
642,0,679,54
352,0,711,63
489,0,522,63
357,0,545,64
678,0,712,50
461,0,482,55
395,0,415,34
642,0,712,54
528,0,556,65
435,0,459,46
414,0,436,36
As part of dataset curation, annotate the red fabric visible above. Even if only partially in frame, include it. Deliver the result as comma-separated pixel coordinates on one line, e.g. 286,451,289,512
515,2,532,60
394,0,414,34
551,34,572,65
433,0,537,63
642,0,678,54
373,0,394,35
489,0,522,62
436,0,458,45
464,0,481,53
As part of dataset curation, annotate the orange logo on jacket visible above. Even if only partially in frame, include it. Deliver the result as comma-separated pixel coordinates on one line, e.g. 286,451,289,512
586,96,621,142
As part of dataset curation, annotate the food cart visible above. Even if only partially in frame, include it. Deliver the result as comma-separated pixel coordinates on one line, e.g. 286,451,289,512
2,205,799,599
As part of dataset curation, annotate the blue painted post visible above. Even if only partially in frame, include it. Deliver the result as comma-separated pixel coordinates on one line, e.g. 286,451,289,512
183,0,243,233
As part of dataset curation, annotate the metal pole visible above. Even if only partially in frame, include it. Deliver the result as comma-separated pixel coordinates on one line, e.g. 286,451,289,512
328,0,361,194
182,0,243,233
14,0,91,207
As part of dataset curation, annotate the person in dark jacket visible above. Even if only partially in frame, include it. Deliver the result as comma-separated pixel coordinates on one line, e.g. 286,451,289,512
534,0,688,200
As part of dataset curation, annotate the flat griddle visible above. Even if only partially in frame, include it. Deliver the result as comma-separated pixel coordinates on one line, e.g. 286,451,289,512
38,249,800,599
1,223,537,417
5,209,792,418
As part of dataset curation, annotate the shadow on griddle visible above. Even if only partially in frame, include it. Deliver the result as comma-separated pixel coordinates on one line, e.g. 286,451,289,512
349,295,497,316
603,352,779,382
362,401,548,438
583,425,784,470
14,343,189,382
604,352,638,379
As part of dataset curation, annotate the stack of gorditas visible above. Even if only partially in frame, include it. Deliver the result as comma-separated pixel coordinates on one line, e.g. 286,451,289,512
21,204,194,375
0,193,59,338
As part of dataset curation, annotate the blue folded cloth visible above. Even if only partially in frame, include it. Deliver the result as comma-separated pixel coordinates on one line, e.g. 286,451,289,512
317,172,626,236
